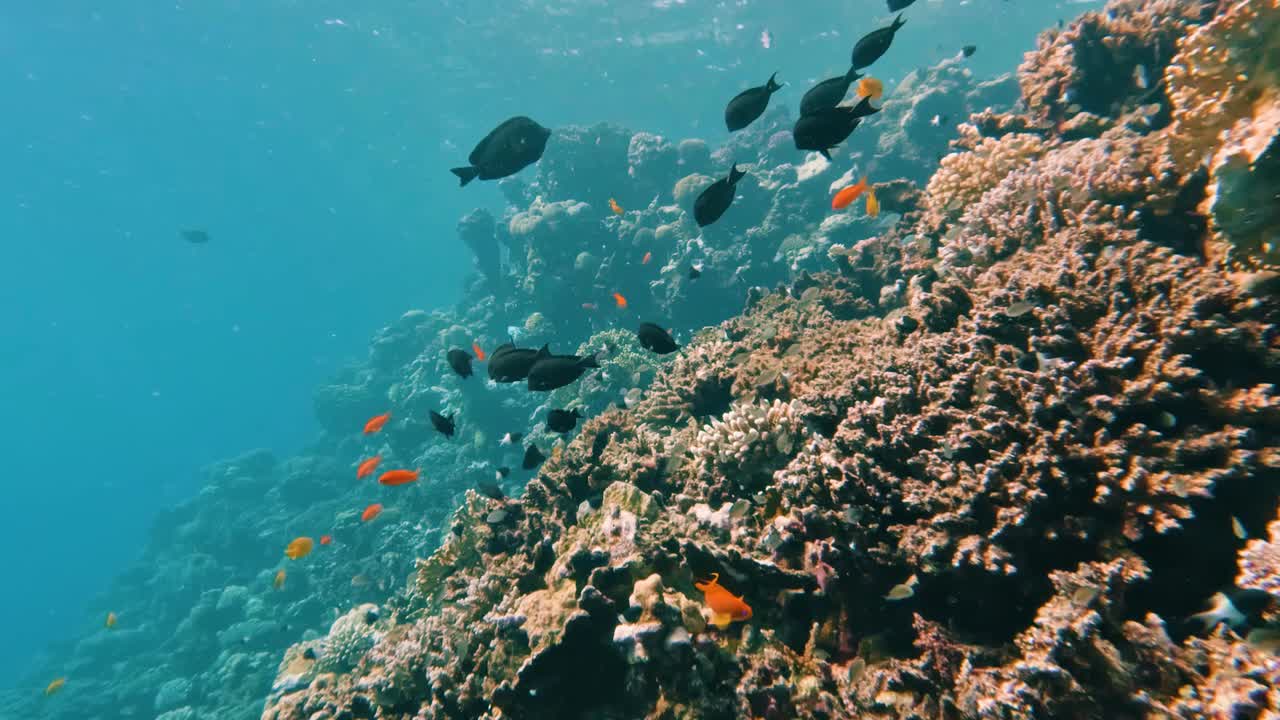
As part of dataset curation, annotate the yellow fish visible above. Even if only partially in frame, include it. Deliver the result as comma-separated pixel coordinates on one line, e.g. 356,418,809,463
865,188,880,218
284,536,314,560
45,677,66,696
105,612,117,629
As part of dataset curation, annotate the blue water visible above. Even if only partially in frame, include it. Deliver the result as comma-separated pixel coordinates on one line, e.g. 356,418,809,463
0,0,1084,703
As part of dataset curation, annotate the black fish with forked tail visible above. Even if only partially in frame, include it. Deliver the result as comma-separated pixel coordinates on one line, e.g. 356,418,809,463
793,97,879,160
451,116,551,186
850,14,906,70
429,411,455,438
800,66,861,117
527,350,602,391
488,343,546,383
725,73,784,132
694,164,747,227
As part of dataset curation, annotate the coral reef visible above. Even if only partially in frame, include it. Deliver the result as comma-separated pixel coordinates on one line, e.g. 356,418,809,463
254,1,1280,718
11,3,1280,720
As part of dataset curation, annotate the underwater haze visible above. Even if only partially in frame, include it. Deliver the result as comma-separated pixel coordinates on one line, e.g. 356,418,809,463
3,0,1098,716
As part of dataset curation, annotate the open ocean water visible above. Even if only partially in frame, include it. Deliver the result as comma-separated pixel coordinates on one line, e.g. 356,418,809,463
1,0,1089,716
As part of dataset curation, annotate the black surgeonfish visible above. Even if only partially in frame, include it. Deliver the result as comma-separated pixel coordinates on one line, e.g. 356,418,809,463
429,411,455,438
724,73,784,132
637,323,678,355
527,350,601,391
886,0,917,11
451,116,551,187
850,14,906,70
800,66,861,117
793,97,879,159
522,445,546,470
446,349,473,378
546,408,583,434
694,164,747,227
962,45,977,58
488,343,547,383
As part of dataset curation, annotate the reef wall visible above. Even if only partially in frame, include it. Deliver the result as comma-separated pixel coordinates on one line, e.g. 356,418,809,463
8,1,1279,719
257,1,1280,719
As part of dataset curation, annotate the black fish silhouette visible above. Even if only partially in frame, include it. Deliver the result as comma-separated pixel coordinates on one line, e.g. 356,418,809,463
488,343,547,383
527,351,601,391
522,445,546,470
962,45,977,58
850,14,906,70
800,66,861,117
694,164,747,227
637,323,678,355
546,408,583,434
451,116,551,186
724,73,784,132
446,349,473,378
181,229,209,244
886,0,917,11
429,411,455,438
793,97,878,159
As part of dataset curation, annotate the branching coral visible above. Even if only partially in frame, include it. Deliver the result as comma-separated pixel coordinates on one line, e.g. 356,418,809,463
687,399,806,484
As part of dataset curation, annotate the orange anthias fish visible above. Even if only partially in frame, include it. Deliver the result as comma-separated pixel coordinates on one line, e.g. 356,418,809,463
379,469,420,486
641,251,652,265
356,456,382,479
284,537,314,560
866,188,880,218
695,573,753,629
831,177,869,210
105,612,117,629
472,342,486,361
363,412,391,434
609,198,624,215
319,535,333,546
361,503,383,522
274,569,287,589
856,76,884,101
613,292,628,309
45,677,66,697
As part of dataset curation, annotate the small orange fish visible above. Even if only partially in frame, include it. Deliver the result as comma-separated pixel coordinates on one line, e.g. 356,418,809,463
274,569,286,589
866,188,880,218
378,469,420,486
284,536,314,560
356,456,382,479
856,77,884,101
44,677,66,697
363,412,391,434
831,177,869,210
472,342,486,361
609,198,624,215
613,292,628,309
319,535,332,545
105,612,117,629
695,573,753,629
641,251,652,265
361,503,383,522
582,302,597,311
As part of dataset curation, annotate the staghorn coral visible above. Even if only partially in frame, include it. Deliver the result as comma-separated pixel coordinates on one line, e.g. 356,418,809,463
921,132,1046,234
1165,0,1280,273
